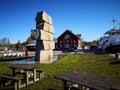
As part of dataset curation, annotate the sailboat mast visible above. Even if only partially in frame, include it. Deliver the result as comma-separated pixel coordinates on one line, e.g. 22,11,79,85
112,19,116,29
118,23,120,29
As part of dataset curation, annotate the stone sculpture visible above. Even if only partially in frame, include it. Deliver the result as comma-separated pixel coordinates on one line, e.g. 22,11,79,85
31,11,54,63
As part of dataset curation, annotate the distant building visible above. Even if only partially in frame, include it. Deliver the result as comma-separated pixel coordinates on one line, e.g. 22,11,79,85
26,43,36,51
57,29,82,50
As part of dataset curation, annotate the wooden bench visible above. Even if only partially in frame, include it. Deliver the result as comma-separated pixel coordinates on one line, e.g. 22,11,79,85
35,69,44,81
0,74,24,90
56,71,120,90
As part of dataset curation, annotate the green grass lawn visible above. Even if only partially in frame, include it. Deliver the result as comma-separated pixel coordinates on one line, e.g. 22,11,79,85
0,54,120,90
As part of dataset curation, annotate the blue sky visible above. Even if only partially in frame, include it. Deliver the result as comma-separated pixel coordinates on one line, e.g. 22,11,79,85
0,0,120,43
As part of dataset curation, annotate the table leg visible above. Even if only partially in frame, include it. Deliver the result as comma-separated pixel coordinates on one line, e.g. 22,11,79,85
14,81,18,90
33,69,36,82
62,80,67,90
26,71,29,85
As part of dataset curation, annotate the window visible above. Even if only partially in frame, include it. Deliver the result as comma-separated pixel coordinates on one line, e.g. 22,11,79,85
60,41,62,43
74,40,76,43
65,44,70,48
60,44,62,48
65,34,70,39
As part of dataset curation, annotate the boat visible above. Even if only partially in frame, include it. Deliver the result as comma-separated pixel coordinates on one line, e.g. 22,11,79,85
98,19,120,53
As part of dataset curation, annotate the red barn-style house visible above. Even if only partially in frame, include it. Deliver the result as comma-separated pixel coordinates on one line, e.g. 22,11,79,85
57,30,82,50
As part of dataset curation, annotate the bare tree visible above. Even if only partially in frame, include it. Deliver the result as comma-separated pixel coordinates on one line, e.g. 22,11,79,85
0,37,10,47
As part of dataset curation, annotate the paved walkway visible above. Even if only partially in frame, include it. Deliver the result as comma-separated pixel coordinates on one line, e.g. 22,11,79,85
75,49,103,54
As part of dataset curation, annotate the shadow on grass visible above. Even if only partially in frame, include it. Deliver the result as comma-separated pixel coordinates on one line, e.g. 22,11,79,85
109,60,120,64
82,49,112,55
94,51,113,55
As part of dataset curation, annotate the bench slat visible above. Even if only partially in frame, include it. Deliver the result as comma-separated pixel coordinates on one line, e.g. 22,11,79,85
0,74,21,81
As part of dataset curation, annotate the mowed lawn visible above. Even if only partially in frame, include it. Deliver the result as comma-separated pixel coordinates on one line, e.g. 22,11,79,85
0,54,120,90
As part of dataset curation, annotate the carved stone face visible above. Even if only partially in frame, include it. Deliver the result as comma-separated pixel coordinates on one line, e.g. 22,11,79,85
31,30,39,40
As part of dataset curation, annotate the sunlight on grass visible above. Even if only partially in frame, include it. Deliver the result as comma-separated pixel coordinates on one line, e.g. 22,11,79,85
0,54,120,90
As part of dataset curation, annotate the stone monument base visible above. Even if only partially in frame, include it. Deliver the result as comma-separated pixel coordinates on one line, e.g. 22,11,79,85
35,50,53,63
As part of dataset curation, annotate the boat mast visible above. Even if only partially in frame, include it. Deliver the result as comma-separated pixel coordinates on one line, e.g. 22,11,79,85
112,18,116,29
118,23,120,29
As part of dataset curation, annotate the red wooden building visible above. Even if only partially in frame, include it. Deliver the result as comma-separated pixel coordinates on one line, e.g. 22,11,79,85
57,30,82,50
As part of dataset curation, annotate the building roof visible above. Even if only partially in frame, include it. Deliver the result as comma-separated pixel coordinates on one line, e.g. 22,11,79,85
75,34,81,39
26,43,36,46
57,29,81,40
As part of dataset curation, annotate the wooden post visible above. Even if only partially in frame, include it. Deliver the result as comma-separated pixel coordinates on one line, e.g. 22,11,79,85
26,71,29,85
42,72,44,79
33,69,36,82
18,79,21,89
115,53,119,60
14,81,18,90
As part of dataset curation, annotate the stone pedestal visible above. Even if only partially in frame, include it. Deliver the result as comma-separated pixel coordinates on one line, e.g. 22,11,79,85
31,11,54,63
35,50,53,63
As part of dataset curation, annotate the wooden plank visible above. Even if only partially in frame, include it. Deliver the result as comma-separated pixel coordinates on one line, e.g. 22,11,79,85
0,74,21,81
9,65,36,71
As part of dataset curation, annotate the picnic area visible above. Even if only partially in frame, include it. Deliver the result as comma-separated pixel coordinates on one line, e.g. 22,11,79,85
0,54,120,90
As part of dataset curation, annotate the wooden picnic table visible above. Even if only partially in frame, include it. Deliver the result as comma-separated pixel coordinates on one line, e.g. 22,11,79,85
56,71,120,90
0,65,44,90
9,65,37,86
